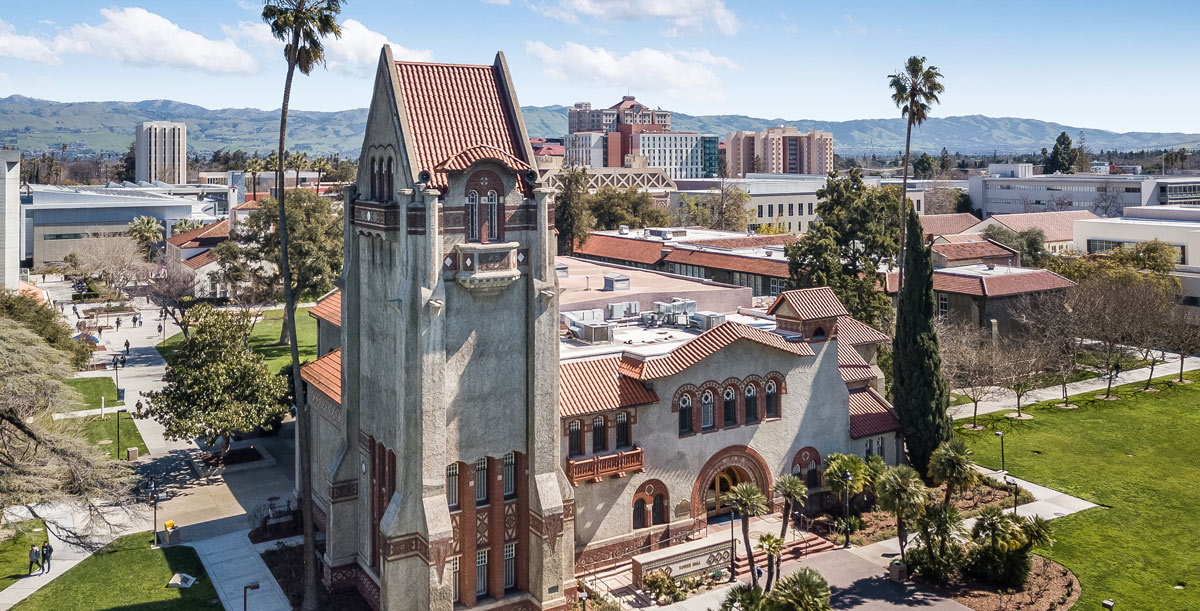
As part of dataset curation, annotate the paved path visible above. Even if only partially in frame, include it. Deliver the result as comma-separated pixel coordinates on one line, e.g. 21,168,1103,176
190,530,291,611
951,352,1200,422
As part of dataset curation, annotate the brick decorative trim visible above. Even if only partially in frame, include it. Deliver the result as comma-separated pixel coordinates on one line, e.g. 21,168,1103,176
330,479,358,501
689,445,773,518
384,532,429,562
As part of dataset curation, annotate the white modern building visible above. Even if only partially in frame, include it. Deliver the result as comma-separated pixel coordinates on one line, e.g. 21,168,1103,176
565,131,606,168
1073,205,1200,306
135,121,188,184
634,131,714,180
1,150,19,290
969,163,1200,216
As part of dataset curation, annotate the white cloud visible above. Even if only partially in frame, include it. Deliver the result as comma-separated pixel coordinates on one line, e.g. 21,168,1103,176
54,7,259,73
535,0,738,36
222,21,278,52
525,41,737,97
323,19,433,76
481,0,511,4
0,18,61,65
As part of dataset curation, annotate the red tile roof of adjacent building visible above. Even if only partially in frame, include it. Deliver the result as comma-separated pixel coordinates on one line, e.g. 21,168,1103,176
574,233,670,265
978,210,1099,243
835,316,889,345
884,268,1076,296
394,60,528,193
309,289,342,327
559,356,660,417
848,388,902,438
301,349,342,404
182,250,217,270
767,287,850,320
629,321,814,380
938,232,984,243
166,219,229,248
837,342,876,383
663,249,789,278
609,98,649,110
931,240,1017,261
533,144,564,156
918,213,981,237
680,235,800,250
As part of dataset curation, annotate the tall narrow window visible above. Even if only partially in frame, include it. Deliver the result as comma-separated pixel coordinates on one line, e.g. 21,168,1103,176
504,543,516,589
701,391,715,430
723,388,737,427
369,158,378,200
678,395,693,435
876,437,885,460
446,463,459,508
633,498,647,529
475,550,488,596
503,452,516,498
452,557,460,602
765,381,779,418
744,385,758,424
652,494,666,525
475,457,488,505
616,412,630,448
465,190,480,242
592,417,606,453
568,420,582,457
385,157,394,202
485,190,499,241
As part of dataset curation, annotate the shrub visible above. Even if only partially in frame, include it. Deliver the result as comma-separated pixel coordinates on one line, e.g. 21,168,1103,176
964,544,1033,588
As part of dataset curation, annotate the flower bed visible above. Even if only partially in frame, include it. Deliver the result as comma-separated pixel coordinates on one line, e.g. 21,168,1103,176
930,555,1081,611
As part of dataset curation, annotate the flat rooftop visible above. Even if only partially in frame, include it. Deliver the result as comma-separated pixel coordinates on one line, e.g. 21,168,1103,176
560,310,773,361
591,227,798,258
557,256,752,312
937,263,1049,279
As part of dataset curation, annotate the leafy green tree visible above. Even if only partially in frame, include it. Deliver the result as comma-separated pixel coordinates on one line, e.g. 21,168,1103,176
719,584,765,611
786,169,898,328
310,156,332,192
823,453,871,507
553,165,594,256
864,454,888,499
589,186,667,230
128,215,164,257
145,305,288,456
876,465,928,565
939,147,952,173
1045,132,1078,174
888,55,945,293
982,225,1045,266
954,192,976,215
965,508,1054,588
724,482,768,588
892,211,953,475
0,291,90,368
675,181,751,231
912,152,936,179
243,157,265,201
927,437,980,508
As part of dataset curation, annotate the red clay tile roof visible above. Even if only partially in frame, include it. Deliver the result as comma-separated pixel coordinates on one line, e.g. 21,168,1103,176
182,250,217,270
574,234,670,265
918,213,981,237
848,388,901,438
931,240,1017,261
630,321,814,380
435,144,531,173
937,232,984,243
767,287,849,320
301,349,341,404
559,356,660,417
883,268,1075,297
835,316,889,345
395,60,527,193
166,219,229,248
610,98,648,110
979,210,1099,243
680,235,800,249
309,289,342,327
533,144,564,156
663,248,789,278
838,342,876,383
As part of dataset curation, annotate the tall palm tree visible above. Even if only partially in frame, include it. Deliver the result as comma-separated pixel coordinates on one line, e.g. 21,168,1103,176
172,218,204,235
888,56,944,293
768,568,833,611
265,151,280,192
261,2,343,609
970,506,1021,551
756,534,784,592
128,215,164,258
311,156,331,193
289,151,309,188
244,156,265,201
773,474,807,541
928,437,980,509
875,465,928,565
724,482,768,588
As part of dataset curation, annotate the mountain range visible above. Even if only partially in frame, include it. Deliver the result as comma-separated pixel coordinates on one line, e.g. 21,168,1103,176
3,95,1198,158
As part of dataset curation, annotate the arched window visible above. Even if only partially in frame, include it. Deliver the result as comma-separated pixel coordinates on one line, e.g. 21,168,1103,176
592,416,606,453
812,326,827,340
723,388,737,427
616,412,630,448
678,394,693,435
805,460,821,488
744,385,758,424
568,420,582,457
701,391,714,430
483,189,499,242
369,158,378,200
651,494,666,525
384,157,394,202
465,190,480,242
474,457,488,505
446,463,459,508
765,381,779,419
633,499,647,529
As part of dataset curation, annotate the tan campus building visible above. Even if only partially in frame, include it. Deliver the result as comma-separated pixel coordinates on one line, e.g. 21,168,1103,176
725,127,834,178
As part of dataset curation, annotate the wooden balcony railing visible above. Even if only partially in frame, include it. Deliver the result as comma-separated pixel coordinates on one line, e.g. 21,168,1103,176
566,447,644,486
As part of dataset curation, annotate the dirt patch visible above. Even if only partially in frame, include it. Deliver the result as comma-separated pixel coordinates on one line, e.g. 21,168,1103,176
199,446,263,468
262,543,374,611
927,556,1081,611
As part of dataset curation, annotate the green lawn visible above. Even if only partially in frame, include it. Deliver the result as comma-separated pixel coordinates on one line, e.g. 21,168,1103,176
0,520,48,593
79,412,149,460
959,372,1200,610
11,531,221,611
63,378,123,410
157,307,317,375
949,393,972,406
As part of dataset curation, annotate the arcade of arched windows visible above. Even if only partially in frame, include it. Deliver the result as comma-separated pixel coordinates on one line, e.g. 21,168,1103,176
672,373,786,438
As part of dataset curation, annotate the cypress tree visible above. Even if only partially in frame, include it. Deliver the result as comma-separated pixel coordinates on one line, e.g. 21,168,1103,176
892,210,952,476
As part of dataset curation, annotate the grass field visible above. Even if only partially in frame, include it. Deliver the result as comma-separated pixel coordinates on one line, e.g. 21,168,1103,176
960,372,1200,610
63,378,122,410
0,520,48,593
157,307,317,374
11,531,220,611
79,412,149,460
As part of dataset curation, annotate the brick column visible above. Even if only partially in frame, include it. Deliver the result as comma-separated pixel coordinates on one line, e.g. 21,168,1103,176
457,461,477,607
515,452,530,593
488,456,505,600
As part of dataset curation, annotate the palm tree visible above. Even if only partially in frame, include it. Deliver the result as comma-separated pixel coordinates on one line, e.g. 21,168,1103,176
928,437,980,508
261,2,343,609
244,156,264,201
888,56,944,293
265,151,280,192
128,215,164,258
768,568,833,611
971,506,1021,551
311,156,332,193
718,583,765,611
289,151,309,188
756,534,784,592
724,482,768,588
875,465,928,565
773,474,807,544
172,218,204,235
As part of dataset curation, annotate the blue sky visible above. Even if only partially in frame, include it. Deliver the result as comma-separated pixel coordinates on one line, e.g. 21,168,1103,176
2,1,1199,133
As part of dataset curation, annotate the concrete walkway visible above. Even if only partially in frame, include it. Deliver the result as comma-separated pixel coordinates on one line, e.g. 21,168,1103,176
190,530,292,611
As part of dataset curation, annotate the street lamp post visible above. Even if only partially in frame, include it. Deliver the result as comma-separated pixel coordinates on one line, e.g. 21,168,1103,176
729,509,738,581
995,430,1006,475
1008,478,1019,513
148,479,158,547
842,470,853,549
243,582,260,611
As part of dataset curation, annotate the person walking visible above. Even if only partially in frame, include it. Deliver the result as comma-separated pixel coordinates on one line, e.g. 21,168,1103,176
27,544,40,575
72,305,79,319
157,323,163,335
120,355,127,368
40,542,53,574
124,339,131,354
115,318,122,331
135,399,144,418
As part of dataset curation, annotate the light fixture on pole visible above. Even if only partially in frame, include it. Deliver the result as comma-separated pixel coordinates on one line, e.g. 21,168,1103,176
995,430,1006,475
729,508,738,581
842,470,853,549
244,582,260,611
1102,599,1115,609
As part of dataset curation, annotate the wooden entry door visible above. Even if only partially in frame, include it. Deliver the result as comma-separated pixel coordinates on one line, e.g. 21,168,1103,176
704,468,743,517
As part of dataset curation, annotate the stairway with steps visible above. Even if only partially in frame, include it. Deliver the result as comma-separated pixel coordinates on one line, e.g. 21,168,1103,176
732,534,838,575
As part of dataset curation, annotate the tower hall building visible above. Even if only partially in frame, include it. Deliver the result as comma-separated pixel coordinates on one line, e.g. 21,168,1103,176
301,48,903,611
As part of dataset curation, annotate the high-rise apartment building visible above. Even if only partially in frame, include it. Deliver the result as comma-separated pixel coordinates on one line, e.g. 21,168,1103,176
725,127,834,178
566,125,717,180
135,121,188,184
568,96,671,133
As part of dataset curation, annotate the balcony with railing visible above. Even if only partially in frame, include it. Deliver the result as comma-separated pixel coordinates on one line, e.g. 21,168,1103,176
566,447,644,486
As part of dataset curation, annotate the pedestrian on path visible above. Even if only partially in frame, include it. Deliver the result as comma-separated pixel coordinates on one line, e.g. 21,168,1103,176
120,355,127,368
27,545,41,575
72,305,78,319
40,542,53,574
135,399,144,417
125,339,131,354
115,318,122,331
157,323,163,335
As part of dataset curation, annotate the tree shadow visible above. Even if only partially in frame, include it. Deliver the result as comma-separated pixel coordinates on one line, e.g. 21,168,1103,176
831,574,951,609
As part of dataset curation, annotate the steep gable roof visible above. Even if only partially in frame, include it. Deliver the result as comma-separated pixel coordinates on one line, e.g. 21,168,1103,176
835,316,889,345
767,287,849,320
560,357,660,417
837,342,876,383
970,210,1099,243
182,249,217,270
848,388,901,438
166,219,229,248
628,321,814,380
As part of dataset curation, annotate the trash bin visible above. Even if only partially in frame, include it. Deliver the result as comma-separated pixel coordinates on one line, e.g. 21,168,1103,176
117,388,126,401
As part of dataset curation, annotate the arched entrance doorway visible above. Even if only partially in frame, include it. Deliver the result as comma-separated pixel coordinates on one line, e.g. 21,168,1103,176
690,445,772,521
704,467,748,517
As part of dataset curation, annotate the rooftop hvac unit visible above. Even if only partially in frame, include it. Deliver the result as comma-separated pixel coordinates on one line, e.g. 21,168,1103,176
691,311,727,331
603,273,630,291
640,312,662,327
654,301,676,315
606,300,642,320
672,298,698,315
618,224,630,235
555,262,569,278
576,321,615,344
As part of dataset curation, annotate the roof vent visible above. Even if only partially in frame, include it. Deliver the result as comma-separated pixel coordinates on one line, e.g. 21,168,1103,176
618,224,630,235
986,262,996,270
603,273,630,291
555,262,569,278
